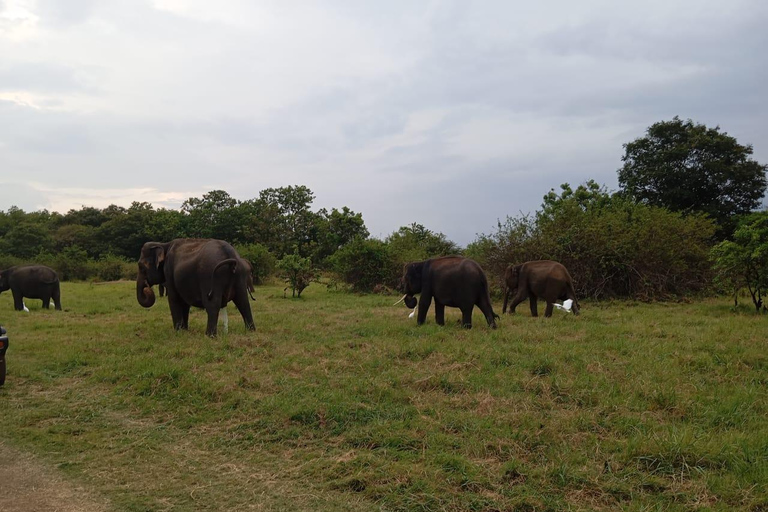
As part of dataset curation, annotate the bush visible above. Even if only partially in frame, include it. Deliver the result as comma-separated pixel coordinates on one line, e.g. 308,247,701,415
328,237,390,292
470,182,716,300
277,253,318,298
235,243,276,285
37,247,95,281
94,255,135,281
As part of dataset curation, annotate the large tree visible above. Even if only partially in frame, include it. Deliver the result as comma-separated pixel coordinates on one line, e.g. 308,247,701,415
618,117,767,237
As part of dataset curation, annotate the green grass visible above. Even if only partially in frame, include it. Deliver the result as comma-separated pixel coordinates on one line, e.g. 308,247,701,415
0,282,766,511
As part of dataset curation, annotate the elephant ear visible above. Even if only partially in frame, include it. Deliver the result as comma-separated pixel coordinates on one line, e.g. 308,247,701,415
410,262,424,282
153,245,166,269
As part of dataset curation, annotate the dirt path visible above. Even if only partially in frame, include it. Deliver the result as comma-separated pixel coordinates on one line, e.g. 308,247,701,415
0,443,109,512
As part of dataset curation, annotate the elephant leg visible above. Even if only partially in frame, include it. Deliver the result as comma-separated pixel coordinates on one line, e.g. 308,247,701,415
571,301,580,316
529,295,539,317
12,291,24,311
53,284,62,310
544,301,554,318
460,307,473,329
205,305,219,338
180,303,191,329
417,293,432,325
478,296,497,329
233,289,256,331
434,301,445,326
508,292,526,314
42,292,51,309
168,298,187,330
502,288,510,314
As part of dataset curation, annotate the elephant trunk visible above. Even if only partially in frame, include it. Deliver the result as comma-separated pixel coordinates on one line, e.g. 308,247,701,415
404,295,417,309
136,270,156,308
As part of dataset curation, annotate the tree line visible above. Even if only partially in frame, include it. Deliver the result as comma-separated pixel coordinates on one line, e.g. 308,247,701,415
1,117,766,308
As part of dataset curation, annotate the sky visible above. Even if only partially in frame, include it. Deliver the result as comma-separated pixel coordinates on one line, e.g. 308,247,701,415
1,0,767,245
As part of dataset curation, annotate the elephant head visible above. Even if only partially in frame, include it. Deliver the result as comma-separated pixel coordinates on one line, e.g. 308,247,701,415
400,261,424,309
136,242,168,308
504,264,522,293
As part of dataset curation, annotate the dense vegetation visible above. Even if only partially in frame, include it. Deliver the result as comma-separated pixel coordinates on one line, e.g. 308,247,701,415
0,118,766,304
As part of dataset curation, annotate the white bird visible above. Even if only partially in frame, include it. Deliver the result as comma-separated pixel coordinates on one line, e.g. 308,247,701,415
408,307,416,319
553,299,573,313
23,301,29,313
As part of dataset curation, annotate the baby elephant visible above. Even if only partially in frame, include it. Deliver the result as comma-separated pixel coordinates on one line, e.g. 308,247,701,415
0,265,62,311
503,260,579,317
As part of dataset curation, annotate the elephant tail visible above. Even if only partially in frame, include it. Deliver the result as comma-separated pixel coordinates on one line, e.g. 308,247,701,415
566,280,580,314
207,259,238,300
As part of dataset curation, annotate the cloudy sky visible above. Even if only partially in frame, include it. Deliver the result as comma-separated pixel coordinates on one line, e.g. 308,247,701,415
1,0,766,244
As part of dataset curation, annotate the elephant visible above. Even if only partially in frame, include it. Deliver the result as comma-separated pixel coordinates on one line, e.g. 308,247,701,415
396,256,498,329
0,325,8,386
136,238,255,336
0,265,62,311
502,260,580,317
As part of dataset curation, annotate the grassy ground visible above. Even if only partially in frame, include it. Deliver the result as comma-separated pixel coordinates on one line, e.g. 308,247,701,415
0,281,766,511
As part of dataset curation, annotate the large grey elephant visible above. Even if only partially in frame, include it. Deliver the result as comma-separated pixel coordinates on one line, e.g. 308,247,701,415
502,260,580,317
397,256,498,329
136,238,255,336
0,265,62,311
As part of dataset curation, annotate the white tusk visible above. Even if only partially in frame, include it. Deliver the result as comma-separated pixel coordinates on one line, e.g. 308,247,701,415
392,294,407,306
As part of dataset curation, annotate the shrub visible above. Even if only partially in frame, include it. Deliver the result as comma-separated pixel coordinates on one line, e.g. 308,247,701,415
328,237,390,292
277,253,318,298
94,254,135,281
37,247,95,281
711,211,768,311
470,182,716,300
235,243,276,285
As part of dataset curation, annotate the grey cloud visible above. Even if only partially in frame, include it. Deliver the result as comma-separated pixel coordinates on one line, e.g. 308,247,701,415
34,0,97,27
0,62,98,94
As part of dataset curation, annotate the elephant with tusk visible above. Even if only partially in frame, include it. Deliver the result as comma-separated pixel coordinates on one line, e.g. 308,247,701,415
398,256,498,329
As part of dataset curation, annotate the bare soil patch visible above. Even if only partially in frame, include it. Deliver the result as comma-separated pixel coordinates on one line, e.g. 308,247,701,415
0,443,109,512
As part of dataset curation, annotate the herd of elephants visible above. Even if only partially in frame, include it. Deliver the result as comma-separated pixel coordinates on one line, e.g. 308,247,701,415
0,238,580,337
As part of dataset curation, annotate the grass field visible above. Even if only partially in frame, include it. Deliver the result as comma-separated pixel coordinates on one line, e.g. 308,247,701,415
0,281,766,511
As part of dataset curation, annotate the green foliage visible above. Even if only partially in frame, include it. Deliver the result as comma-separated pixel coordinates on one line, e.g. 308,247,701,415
0,220,55,258
711,211,768,311
618,116,768,238
249,185,320,258
0,185,367,281
473,182,716,299
235,243,276,284
93,254,135,282
37,246,94,281
328,237,390,292
312,207,369,265
277,253,318,297
181,190,244,242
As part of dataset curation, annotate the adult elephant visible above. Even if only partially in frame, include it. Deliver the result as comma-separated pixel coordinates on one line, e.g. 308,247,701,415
396,256,498,329
502,260,580,317
0,265,62,311
136,238,255,336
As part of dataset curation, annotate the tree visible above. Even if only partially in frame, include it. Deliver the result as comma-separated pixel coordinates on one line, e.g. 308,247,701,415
277,253,318,298
181,190,245,242
312,207,369,265
711,211,768,312
618,117,767,237
250,186,319,258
